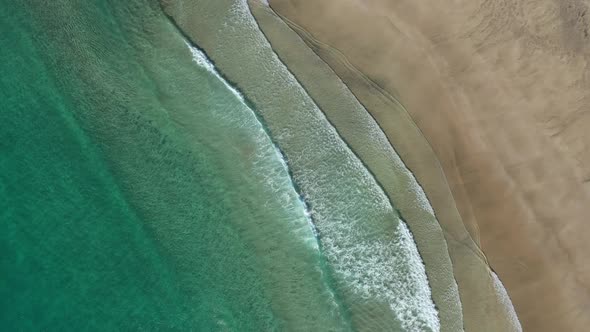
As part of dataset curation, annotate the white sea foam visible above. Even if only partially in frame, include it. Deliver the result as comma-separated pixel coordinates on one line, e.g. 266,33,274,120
185,38,321,251
299,25,464,329
185,41,244,102
216,1,441,330
492,272,523,331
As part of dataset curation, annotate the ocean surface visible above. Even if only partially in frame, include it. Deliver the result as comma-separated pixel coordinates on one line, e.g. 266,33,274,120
1,0,439,330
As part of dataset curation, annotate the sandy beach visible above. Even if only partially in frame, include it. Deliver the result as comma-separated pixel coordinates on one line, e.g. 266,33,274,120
268,0,590,331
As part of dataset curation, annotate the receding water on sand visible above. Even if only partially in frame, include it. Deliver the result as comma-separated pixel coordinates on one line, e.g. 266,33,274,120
246,3,465,331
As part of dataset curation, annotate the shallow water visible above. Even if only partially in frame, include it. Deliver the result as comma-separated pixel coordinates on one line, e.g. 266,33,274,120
2,0,438,331
162,1,439,331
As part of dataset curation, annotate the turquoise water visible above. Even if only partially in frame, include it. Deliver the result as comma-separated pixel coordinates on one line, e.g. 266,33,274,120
1,0,344,330
1,0,438,331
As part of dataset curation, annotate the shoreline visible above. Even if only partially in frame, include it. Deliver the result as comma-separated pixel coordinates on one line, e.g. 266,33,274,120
268,0,590,331
161,0,442,329
247,2,464,331
263,5,520,332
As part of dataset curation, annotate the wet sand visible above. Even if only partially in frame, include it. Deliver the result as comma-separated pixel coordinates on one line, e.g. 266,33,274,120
268,0,590,331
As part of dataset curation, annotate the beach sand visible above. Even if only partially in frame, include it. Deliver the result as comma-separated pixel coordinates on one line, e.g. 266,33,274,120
268,0,590,331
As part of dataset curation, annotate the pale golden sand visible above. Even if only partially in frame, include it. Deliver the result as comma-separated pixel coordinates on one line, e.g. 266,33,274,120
269,0,590,331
